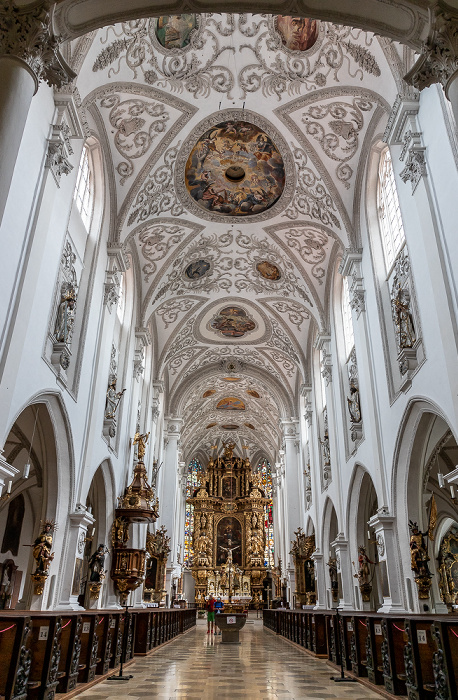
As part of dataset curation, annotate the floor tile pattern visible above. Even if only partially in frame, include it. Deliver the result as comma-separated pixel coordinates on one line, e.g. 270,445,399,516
74,617,384,700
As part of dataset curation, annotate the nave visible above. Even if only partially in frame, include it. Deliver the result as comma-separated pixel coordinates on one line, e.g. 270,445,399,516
74,616,383,700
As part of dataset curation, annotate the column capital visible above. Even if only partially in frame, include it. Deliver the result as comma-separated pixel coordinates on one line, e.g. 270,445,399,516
165,417,183,436
0,0,75,90
405,2,458,97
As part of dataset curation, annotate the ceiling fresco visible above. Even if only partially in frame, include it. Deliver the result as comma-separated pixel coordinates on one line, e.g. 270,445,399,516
70,12,401,461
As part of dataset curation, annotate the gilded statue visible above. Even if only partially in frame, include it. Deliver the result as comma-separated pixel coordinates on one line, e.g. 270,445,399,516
111,517,129,548
195,530,212,558
105,379,126,419
391,285,416,349
32,521,56,574
356,546,375,586
409,521,431,576
132,432,150,460
54,284,76,343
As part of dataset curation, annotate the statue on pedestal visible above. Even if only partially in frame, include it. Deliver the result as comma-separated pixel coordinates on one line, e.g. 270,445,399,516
88,544,107,582
105,380,126,419
32,521,55,574
54,284,77,343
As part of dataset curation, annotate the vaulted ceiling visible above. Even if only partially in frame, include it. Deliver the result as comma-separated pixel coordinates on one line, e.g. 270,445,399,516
68,13,407,462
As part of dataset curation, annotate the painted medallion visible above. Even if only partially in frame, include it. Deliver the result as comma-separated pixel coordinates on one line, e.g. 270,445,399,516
185,120,285,217
276,16,318,52
221,424,239,430
256,260,281,281
247,390,261,398
155,15,197,49
217,397,246,411
203,390,216,398
245,423,256,430
223,377,241,382
210,306,256,338
206,423,217,429
185,259,210,280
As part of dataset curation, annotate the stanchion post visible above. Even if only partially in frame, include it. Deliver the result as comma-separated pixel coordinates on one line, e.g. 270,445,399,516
330,608,357,683
107,604,134,681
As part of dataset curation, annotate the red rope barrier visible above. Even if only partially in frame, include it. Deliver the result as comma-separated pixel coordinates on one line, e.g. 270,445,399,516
0,624,16,633
62,620,71,630
393,624,405,633
359,620,367,628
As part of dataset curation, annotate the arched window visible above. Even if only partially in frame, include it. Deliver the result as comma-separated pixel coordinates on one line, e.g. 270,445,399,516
342,276,355,359
74,145,94,229
184,457,203,566
377,147,406,270
256,459,274,567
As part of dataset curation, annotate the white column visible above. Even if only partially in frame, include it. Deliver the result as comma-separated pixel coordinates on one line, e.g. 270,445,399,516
331,534,354,611
158,418,182,601
55,506,95,610
0,2,74,224
368,513,408,614
312,550,327,609
281,419,301,601
0,57,37,223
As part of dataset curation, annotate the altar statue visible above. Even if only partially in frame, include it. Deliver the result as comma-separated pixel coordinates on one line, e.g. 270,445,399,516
32,521,55,574
88,544,106,582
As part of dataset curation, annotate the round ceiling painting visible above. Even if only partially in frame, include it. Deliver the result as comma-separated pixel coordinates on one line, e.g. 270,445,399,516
155,15,196,49
185,120,285,217
276,17,318,52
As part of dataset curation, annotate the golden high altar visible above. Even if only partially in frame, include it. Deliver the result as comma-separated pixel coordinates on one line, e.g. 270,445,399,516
188,443,269,608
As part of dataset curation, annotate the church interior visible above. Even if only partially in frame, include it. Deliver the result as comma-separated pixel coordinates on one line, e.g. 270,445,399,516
1,0,458,698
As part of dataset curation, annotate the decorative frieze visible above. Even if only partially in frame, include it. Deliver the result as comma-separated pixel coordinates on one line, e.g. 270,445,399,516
384,96,427,194
45,123,73,186
339,248,366,317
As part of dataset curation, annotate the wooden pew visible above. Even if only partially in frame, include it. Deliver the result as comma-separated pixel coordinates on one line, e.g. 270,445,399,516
0,615,32,700
404,617,436,699
28,615,62,700
365,616,384,686
350,615,368,677
311,613,327,656
56,615,82,693
431,618,458,699
77,614,99,684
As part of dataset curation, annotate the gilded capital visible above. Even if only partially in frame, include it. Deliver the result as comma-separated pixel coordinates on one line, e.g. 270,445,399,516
0,0,75,88
405,3,458,95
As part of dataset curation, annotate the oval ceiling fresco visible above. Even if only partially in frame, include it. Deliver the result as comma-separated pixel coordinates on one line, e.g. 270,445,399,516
216,397,246,411
155,15,197,49
210,306,256,339
276,16,318,51
185,120,285,217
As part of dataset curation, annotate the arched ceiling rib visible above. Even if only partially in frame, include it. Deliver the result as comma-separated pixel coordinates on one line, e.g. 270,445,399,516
73,12,401,459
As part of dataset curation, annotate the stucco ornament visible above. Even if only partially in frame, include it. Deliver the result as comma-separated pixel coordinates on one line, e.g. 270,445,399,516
405,5,458,94
0,0,75,87
92,15,236,98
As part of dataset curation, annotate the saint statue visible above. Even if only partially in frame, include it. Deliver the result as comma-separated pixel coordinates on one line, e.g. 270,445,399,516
320,430,331,466
409,521,431,576
32,521,55,574
327,557,338,597
54,284,76,343
347,384,361,424
356,546,375,586
195,530,211,558
88,544,106,582
105,379,126,419
391,286,416,349
132,432,150,460
111,517,129,548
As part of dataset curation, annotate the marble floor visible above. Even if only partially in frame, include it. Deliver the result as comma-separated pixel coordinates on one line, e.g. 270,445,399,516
74,617,384,700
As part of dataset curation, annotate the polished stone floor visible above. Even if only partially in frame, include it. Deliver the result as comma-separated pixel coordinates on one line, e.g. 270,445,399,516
74,617,384,700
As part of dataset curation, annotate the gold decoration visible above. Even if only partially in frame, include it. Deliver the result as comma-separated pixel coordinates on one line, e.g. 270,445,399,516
31,572,48,596
290,529,316,606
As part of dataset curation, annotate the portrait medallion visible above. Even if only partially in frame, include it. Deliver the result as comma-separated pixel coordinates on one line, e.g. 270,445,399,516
247,390,261,398
155,15,197,49
276,16,318,52
256,260,281,281
203,389,216,398
185,259,211,280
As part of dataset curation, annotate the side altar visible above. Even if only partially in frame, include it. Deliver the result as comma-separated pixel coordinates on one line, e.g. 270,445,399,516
188,443,269,608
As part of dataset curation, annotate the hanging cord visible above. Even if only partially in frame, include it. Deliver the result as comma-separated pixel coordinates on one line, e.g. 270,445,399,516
25,405,40,475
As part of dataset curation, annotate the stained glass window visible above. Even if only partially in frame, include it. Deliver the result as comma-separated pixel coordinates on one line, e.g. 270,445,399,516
256,459,274,567
184,457,203,566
